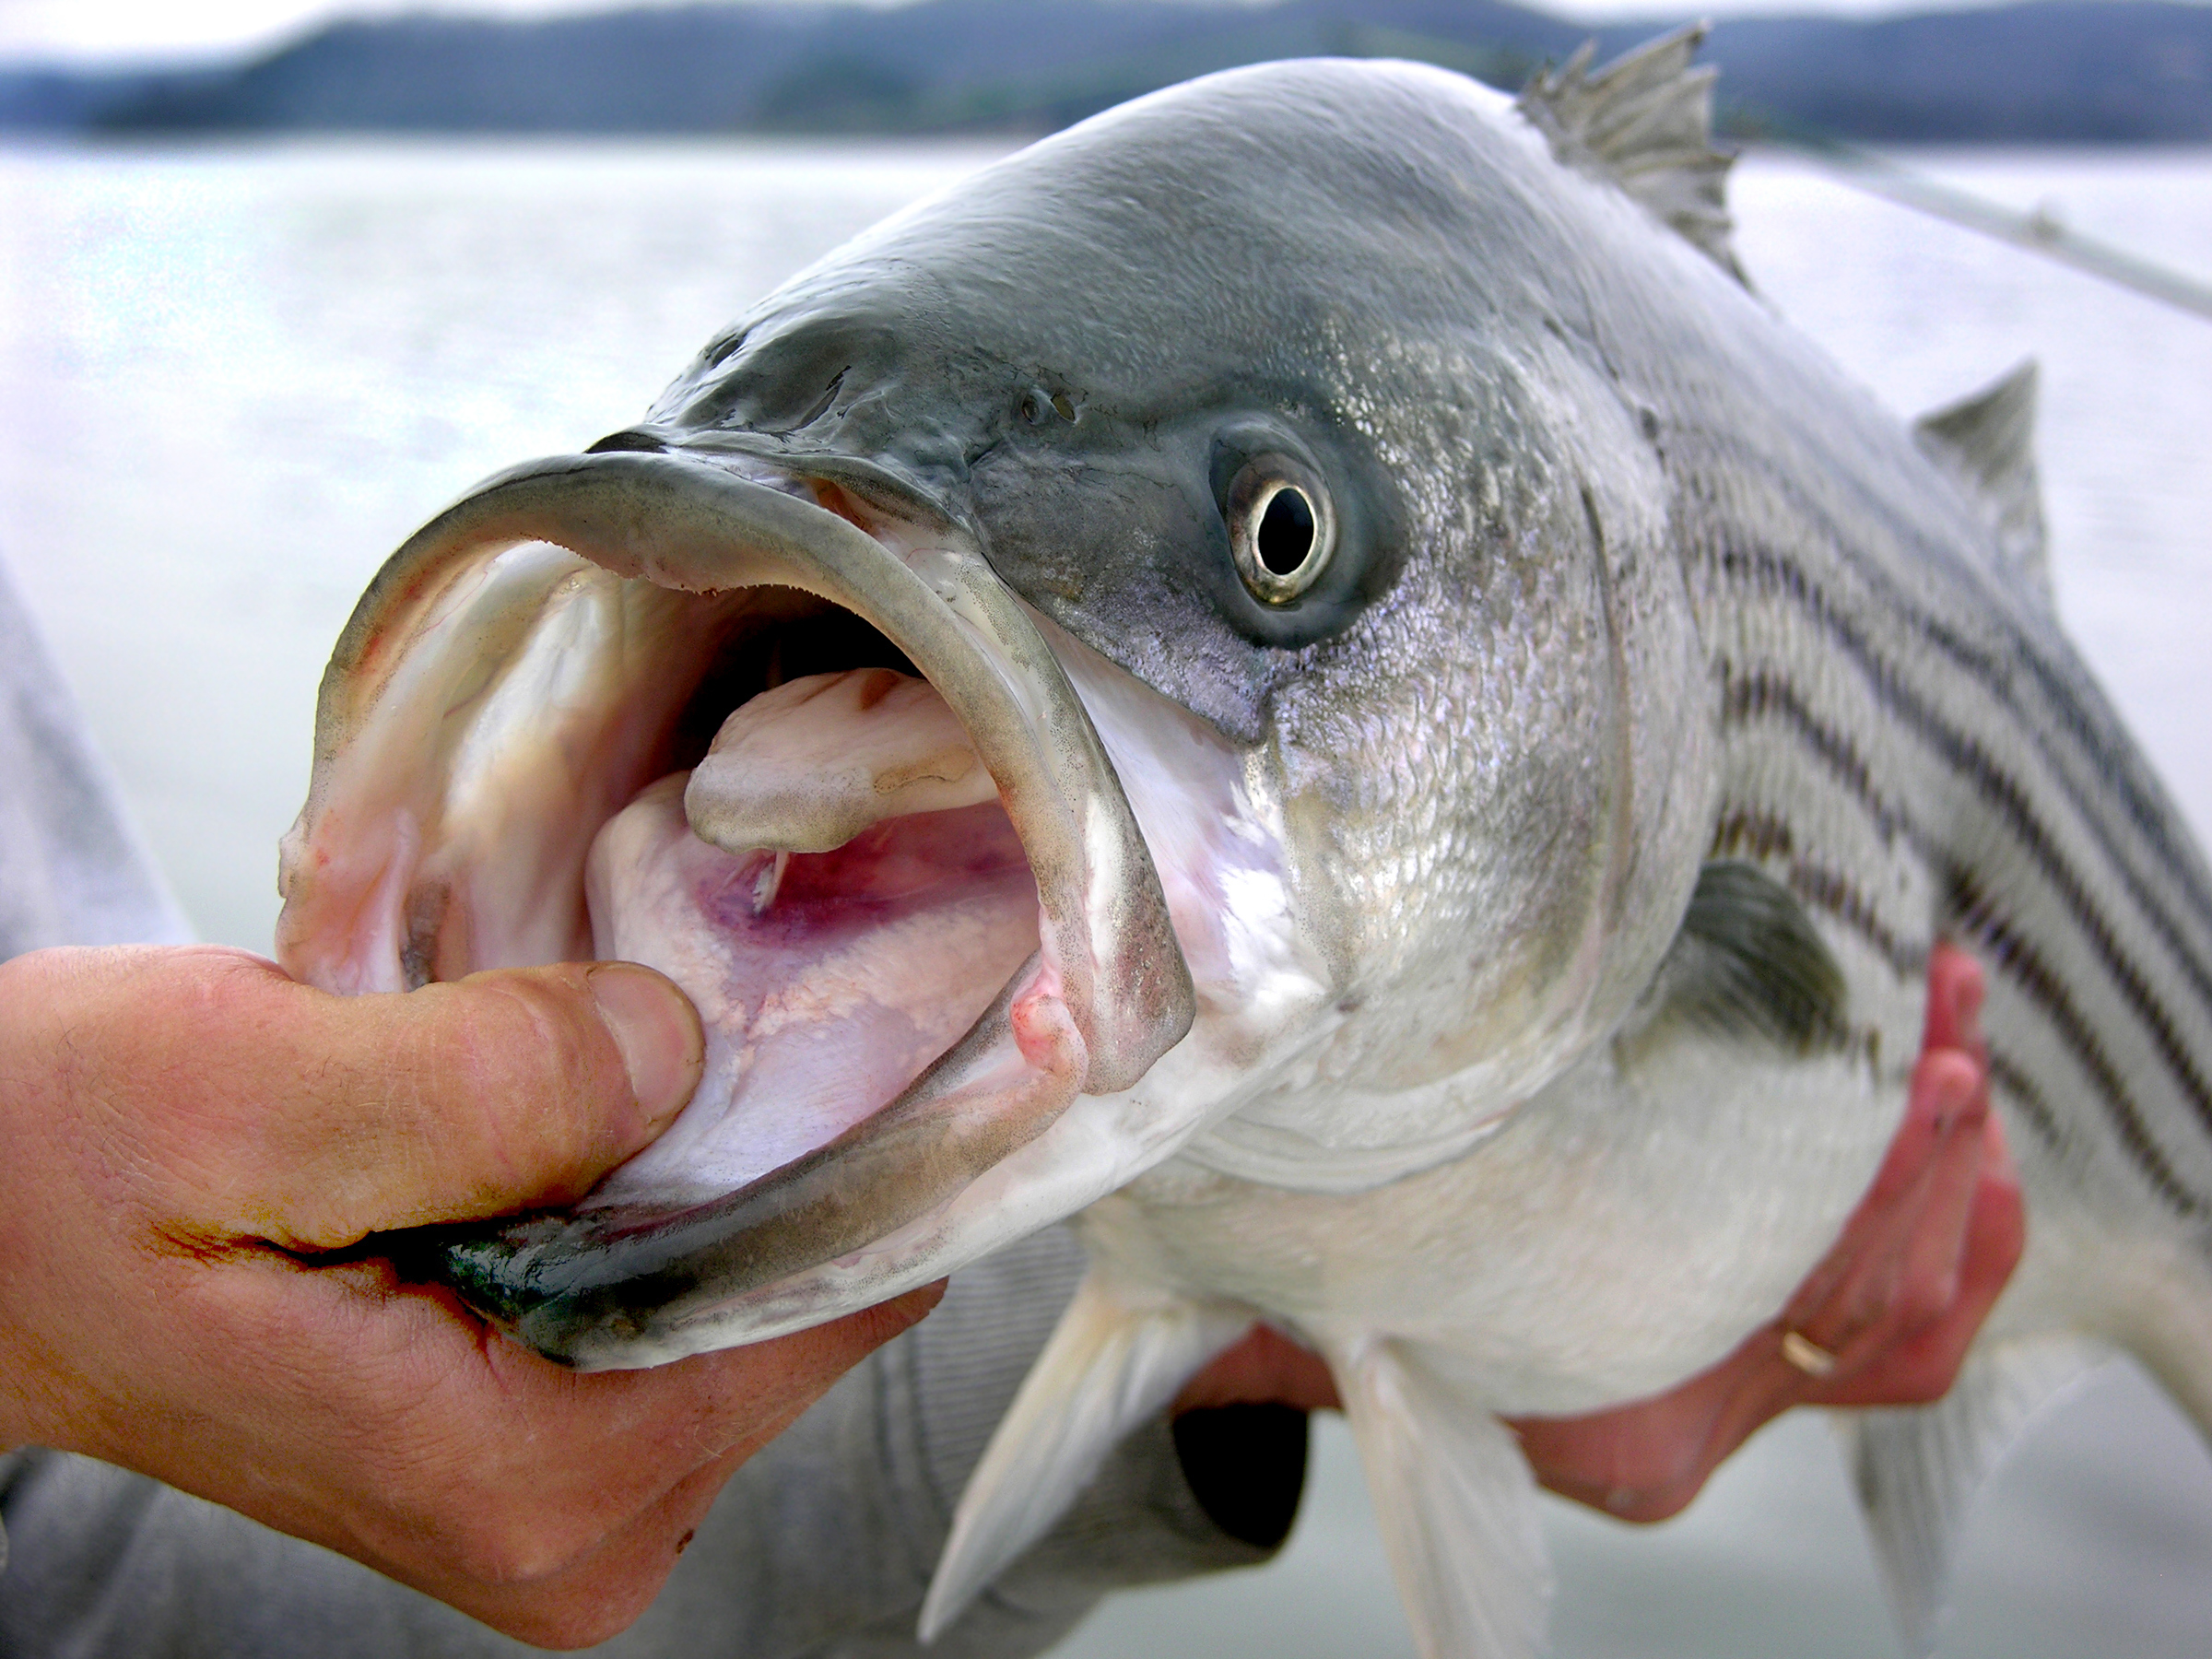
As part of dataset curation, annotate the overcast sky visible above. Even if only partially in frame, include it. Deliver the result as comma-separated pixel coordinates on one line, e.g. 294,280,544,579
0,0,2066,65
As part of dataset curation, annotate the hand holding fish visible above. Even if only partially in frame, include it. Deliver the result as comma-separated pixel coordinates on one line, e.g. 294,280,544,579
1178,946,2024,1527
0,944,938,1647
1508,944,2025,1524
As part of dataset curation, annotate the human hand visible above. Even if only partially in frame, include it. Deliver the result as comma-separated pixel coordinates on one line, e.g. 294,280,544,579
1507,940,2023,1521
0,945,938,1648
1175,943,2024,1528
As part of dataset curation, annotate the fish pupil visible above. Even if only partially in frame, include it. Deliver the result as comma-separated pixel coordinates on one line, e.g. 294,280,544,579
1256,487,1316,576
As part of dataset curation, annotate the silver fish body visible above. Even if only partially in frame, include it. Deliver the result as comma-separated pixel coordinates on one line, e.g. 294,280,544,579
276,32,2212,1657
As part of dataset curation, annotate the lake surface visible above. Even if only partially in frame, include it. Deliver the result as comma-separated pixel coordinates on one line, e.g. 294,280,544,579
3,135,2210,1657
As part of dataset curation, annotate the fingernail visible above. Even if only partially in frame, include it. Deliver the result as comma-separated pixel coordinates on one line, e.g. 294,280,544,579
588,963,702,1127
1930,1062,1977,1135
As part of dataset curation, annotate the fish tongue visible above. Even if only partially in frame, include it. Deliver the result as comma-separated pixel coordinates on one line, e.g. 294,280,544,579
684,667,998,857
580,766,1042,1202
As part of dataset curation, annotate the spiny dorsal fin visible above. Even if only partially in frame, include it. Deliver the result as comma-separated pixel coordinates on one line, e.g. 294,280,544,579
1516,23,1747,286
1913,359,2051,602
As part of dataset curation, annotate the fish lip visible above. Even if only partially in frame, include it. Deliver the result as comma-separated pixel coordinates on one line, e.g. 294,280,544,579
282,446,1194,1360
669,429,980,545
403,950,1077,1360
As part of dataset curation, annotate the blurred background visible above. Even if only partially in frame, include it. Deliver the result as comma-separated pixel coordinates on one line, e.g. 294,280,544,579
3,2,2210,1654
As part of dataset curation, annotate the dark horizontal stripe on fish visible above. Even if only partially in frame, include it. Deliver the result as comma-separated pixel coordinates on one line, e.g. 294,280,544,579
1986,1048,2071,1160
1700,447,2212,934
1719,654,2212,1143
1712,794,2206,1214
1709,805,1920,977
1716,542,2212,973
1947,861,2207,1218
1717,662,1905,847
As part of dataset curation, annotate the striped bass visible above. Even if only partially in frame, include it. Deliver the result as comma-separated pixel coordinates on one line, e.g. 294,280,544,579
273,29,2212,1656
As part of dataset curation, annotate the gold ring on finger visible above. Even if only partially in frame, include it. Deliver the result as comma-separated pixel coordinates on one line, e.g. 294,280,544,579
1781,1330,1839,1378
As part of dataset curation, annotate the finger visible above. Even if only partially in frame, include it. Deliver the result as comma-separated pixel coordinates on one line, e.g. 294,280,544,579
1922,941,1986,1057
1875,1050,1993,1340
1782,964,1990,1352
436,1436,759,1649
1782,1049,1959,1328
1809,1047,1987,1355
142,951,703,1247
285,959,706,1242
1818,1112,2025,1406
1173,1324,1341,1414
249,1277,945,1604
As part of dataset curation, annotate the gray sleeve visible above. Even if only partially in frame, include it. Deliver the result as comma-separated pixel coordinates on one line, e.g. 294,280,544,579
0,557,193,959
0,1226,1278,1659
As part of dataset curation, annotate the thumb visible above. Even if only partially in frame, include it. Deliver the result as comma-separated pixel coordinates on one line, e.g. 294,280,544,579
180,955,703,1249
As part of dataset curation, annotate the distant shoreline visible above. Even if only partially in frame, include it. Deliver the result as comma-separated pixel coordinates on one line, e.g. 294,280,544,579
4,0,2209,146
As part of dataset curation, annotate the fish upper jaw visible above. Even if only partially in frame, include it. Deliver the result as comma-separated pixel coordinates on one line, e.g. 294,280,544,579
275,446,1230,1366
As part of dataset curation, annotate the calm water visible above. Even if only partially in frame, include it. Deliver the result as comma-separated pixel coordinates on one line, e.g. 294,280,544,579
3,136,2210,1656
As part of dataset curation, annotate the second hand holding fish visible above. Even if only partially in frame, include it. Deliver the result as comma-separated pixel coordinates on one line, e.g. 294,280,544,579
1179,945,2025,1526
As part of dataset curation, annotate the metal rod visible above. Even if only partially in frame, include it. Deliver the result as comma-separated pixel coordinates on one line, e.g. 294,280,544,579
1763,138,2212,325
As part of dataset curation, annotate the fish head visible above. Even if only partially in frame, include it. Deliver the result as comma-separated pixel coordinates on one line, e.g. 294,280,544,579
276,60,1715,1366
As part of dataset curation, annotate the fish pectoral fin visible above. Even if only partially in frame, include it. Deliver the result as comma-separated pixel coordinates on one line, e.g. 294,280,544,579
1843,1335,2106,1655
1335,1339,1550,1659
1620,858,1851,1063
1914,359,2050,603
919,1269,1251,1643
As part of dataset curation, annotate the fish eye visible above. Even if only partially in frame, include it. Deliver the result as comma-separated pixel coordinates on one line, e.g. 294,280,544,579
1020,387,1077,426
1226,455,1335,605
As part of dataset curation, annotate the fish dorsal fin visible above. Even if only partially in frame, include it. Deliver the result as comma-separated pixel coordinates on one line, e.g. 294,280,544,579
1842,1337,2103,1654
920,1268,1250,1641
1516,24,1747,286
1621,859,1849,1064
1335,1337,1550,1659
1913,359,2052,602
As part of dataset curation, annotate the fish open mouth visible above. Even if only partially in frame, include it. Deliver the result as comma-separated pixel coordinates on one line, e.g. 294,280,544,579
276,450,1195,1366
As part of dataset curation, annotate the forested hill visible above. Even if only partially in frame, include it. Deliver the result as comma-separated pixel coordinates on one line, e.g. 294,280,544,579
4,0,2208,143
